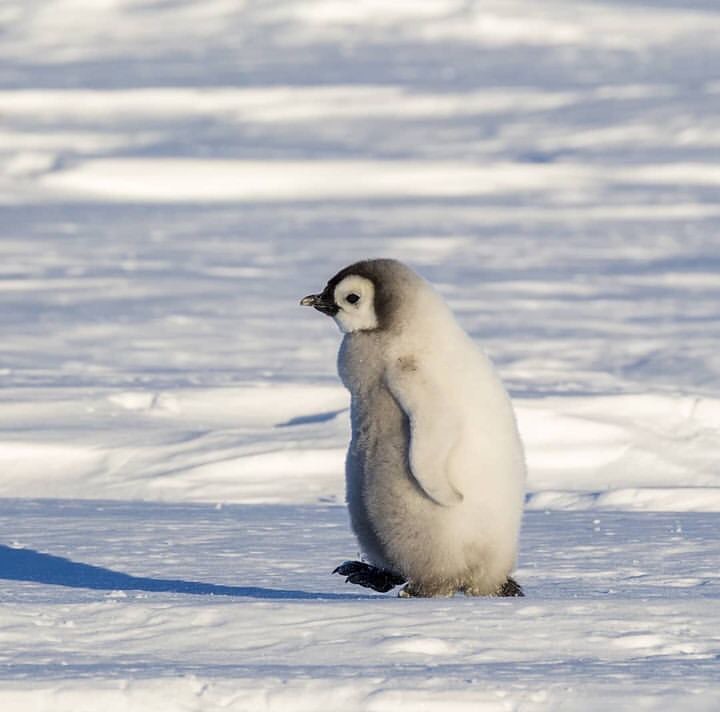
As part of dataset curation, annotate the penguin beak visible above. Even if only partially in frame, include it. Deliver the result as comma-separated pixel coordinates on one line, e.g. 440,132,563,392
300,293,338,316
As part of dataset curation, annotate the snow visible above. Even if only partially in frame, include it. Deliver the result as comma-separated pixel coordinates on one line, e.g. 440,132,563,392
1,501,719,710
1,0,719,708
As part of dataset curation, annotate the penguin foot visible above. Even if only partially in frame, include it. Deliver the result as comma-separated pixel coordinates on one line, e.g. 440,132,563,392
398,581,456,598
497,576,524,597
333,560,405,593
455,576,526,597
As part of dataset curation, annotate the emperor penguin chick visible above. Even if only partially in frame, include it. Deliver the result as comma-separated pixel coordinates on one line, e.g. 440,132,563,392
301,259,526,597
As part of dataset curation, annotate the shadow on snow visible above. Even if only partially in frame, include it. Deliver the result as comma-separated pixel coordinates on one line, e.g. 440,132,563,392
275,408,346,428
0,545,377,601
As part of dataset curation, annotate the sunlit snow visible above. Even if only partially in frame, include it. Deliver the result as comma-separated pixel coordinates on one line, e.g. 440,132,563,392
1,0,719,709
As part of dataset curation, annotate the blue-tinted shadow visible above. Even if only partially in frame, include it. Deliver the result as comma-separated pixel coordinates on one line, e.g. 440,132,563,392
275,408,346,428
0,545,377,601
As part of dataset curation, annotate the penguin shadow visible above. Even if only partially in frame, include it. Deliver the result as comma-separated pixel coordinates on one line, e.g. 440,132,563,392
0,545,377,601
275,408,346,428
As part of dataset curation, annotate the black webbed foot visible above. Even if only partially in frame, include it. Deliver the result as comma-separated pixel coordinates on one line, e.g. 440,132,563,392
333,560,405,593
498,576,524,597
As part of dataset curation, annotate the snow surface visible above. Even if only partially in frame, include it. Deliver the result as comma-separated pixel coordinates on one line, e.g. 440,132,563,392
1,0,719,709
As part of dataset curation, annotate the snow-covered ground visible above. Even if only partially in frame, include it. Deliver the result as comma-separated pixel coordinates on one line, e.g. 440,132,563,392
1,500,719,710
1,0,719,709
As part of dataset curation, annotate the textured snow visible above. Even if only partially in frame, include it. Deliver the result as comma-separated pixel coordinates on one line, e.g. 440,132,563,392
1,501,719,711
1,0,719,709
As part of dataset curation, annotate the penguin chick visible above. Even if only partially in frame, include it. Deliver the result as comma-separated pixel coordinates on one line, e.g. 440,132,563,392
301,259,526,597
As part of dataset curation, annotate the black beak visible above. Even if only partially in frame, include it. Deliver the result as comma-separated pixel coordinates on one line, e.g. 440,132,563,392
300,293,338,316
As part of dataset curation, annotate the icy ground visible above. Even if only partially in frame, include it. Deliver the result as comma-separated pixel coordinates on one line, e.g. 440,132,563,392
1,0,720,709
1,500,719,710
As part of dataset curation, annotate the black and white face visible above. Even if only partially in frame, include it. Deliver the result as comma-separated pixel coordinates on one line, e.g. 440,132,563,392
331,275,377,333
300,273,378,333
301,259,410,333
300,274,378,334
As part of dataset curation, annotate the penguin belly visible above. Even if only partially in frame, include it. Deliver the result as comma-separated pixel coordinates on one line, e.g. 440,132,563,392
345,383,412,571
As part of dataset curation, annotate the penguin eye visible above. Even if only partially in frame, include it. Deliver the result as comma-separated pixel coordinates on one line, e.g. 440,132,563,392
346,293,360,305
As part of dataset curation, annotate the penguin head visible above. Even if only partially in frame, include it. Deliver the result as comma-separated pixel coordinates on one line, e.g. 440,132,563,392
301,259,413,333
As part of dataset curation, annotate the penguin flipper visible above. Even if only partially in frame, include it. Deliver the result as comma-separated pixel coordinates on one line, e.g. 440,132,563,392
385,363,464,507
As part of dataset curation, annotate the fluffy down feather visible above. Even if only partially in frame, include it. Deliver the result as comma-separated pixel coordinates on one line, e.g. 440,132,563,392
305,259,526,596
